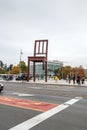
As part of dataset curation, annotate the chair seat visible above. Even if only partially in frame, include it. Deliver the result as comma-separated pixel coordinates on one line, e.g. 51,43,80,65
28,56,46,62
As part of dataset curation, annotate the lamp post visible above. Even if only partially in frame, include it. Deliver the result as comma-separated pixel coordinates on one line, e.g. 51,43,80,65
19,50,23,75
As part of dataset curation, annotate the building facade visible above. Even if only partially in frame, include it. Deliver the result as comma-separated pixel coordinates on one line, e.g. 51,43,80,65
30,60,63,79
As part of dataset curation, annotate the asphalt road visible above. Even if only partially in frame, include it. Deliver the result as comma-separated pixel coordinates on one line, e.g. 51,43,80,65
0,81,87,130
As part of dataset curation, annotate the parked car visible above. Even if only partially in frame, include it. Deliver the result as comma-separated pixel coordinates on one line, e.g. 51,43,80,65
16,74,27,81
15,74,32,81
2,75,13,81
0,83,4,93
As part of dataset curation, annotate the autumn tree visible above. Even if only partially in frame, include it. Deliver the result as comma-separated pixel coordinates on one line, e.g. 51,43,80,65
59,66,72,79
71,66,86,78
10,66,19,74
10,61,27,74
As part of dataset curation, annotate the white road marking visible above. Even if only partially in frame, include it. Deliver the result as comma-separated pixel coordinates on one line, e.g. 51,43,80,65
9,97,82,130
11,92,34,97
18,94,34,97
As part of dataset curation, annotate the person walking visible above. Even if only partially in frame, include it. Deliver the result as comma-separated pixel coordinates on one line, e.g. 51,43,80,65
72,74,76,84
68,73,71,84
81,77,85,84
76,75,81,85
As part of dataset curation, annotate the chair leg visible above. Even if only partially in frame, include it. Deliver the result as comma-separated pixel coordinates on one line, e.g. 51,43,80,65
33,62,35,82
27,59,30,81
45,61,47,82
43,61,44,70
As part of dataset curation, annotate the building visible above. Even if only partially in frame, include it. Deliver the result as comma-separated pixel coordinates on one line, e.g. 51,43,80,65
30,60,63,79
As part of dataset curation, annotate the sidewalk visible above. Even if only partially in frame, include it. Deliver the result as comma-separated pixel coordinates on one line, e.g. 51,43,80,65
28,79,87,86
1,79,87,87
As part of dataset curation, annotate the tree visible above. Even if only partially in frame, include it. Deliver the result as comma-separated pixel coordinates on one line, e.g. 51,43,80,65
0,61,4,68
71,66,86,78
10,61,27,74
9,64,13,70
0,68,6,74
0,61,6,74
10,66,20,74
19,61,27,73
59,66,72,79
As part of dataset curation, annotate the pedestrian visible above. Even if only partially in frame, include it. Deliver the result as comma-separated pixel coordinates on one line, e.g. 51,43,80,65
81,77,85,84
66,75,68,82
76,75,81,85
72,74,75,84
54,75,58,83
68,73,71,84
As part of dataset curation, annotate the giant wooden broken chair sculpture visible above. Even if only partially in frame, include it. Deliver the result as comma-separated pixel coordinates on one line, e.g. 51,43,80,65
27,39,48,82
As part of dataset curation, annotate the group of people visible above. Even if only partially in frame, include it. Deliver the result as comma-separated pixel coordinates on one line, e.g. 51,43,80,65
67,74,85,85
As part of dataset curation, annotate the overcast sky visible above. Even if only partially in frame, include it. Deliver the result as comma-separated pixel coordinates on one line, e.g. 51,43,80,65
0,0,87,68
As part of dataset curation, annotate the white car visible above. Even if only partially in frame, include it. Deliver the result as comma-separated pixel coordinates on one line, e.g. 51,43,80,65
0,83,4,93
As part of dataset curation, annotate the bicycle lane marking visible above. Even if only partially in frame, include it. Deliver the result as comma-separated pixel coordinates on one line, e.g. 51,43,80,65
0,96,58,112
9,97,82,130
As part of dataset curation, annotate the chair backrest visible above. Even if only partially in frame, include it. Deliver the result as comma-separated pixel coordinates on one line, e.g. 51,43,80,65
34,39,48,60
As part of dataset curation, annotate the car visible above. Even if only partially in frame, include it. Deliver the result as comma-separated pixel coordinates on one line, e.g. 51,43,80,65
15,74,32,81
0,83,4,93
16,74,26,81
